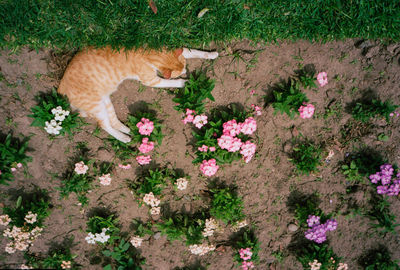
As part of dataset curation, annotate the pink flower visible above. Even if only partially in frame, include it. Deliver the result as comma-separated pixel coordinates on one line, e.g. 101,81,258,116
218,135,234,150
240,141,256,163
193,115,208,129
136,118,154,136
99,174,112,186
17,163,23,168
74,161,88,175
223,119,241,137
182,114,194,124
251,104,262,116
136,155,151,165
186,108,195,115
198,145,209,152
199,159,219,177
227,137,242,152
317,72,328,87
11,167,17,172
249,90,256,95
240,117,257,135
239,248,253,261
241,261,255,270
118,163,131,170
209,146,216,152
298,103,315,119
138,138,154,153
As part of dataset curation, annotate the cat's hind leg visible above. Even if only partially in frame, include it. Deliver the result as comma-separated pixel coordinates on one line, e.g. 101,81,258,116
182,48,218,59
104,96,131,134
144,78,186,88
95,101,131,143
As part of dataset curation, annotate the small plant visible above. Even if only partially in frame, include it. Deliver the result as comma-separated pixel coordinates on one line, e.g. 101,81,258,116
103,239,144,270
0,133,32,185
156,211,207,245
233,228,260,269
367,193,399,235
341,150,385,183
1,188,51,254
172,71,215,115
59,159,94,206
107,107,163,163
29,89,84,136
351,99,398,123
191,104,258,177
297,70,317,89
341,161,365,183
289,140,323,175
24,238,78,270
270,78,309,119
295,242,342,270
85,215,120,245
131,219,154,237
359,245,400,270
210,187,245,224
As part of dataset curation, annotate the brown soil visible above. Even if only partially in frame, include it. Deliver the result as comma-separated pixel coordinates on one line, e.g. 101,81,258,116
1,39,400,270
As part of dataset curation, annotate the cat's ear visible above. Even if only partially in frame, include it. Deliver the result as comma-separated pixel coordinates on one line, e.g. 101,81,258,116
161,68,172,79
174,48,183,57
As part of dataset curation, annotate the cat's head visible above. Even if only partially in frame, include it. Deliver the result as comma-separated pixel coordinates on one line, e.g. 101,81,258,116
156,49,186,79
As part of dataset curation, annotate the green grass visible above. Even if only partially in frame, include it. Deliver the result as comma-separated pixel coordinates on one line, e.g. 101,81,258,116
1,1,399,50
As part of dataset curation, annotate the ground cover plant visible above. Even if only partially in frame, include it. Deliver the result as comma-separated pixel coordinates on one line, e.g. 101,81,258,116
289,139,324,175
350,98,398,123
29,89,84,136
2,37,400,269
0,133,32,185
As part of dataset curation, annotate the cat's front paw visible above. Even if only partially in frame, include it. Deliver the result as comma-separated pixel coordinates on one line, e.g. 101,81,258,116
118,134,131,143
176,79,187,88
207,52,219,59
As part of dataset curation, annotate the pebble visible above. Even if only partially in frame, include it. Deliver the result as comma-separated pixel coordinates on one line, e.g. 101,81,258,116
288,223,298,232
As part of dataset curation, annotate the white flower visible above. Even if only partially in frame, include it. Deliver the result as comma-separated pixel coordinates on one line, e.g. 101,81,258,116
74,161,88,175
143,192,160,207
231,219,248,232
99,173,112,186
30,226,43,238
20,264,33,269
176,178,188,190
202,218,218,237
85,232,96,244
24,211,37,224
189,243,216,256
150,207,160,216
130,236,143,247
0,214,11,226
61,260,72,269
15,241,29,251
5,242,16,254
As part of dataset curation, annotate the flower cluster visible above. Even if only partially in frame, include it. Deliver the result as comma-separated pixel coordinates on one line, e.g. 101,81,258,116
198,145,216,152
251,104,262,116
199,159,219,177
188,243,216,256
2,213,43,254
202,218,218,237
309,259,322,270
136,118,154,136
176,177,188,191
231,219,248,232
317,72,328,87
239,248,255,270
44,106,70,135
9,162,23,173
138,138,154,154
369,164,400,196
85,228,110,244
305,215,337,244
182,109,208,129
99,173,112,186
61,261,72,269
130,235,143,248
389,111,400,117
298,103,315,119
118,163,131,170
143,192,161,216
74,161,88,175
136,155,152,165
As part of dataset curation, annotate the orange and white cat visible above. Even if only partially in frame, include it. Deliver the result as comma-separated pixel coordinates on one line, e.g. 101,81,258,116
58,47,218,143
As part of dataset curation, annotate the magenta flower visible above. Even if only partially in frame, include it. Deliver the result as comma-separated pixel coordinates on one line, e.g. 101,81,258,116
136,118,154,136
209,146,216,152
317,72,328,87
307,215,321,228
136,155,151,165
199,159,219,177
138,138,154,154
298,103,315,119
198,145,209,152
